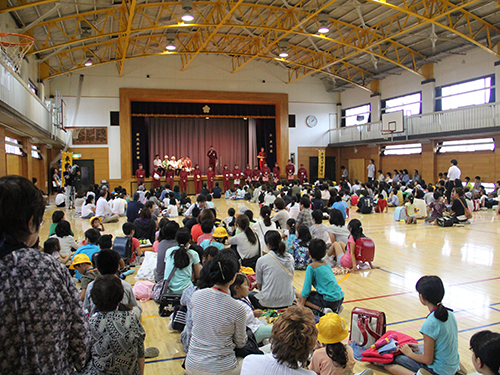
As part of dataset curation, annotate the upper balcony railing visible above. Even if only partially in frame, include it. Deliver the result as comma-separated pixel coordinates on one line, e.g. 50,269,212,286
329,102,500,145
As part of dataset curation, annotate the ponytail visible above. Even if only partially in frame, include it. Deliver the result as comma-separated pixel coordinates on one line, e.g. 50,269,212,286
236,214,257,245
265,230,286,257
326,343,348,369
287,218,296,235
208,251,239,285
261,206,272,227
172,228,191,270
348,219,364,241
416,275,450,322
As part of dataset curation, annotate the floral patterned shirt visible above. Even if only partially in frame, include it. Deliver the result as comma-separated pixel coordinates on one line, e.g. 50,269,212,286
0,247,89,374
290,238,311,270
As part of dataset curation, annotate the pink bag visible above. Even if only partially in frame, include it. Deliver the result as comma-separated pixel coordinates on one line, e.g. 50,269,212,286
133,281,155,302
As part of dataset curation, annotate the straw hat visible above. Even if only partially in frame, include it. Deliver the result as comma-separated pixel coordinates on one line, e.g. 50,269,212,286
212,227,228,238
316,313,349,344
69,254,92,270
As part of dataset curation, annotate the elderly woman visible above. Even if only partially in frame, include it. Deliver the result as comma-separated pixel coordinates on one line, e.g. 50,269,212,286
240,305,318,374
0,175,89,374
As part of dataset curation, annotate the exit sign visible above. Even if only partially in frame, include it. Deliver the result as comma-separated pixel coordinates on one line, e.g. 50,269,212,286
73,154,82,159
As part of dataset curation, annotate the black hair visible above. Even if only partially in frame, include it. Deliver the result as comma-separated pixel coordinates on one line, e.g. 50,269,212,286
52,210,65,223
326,343,349,369
348,219,364,241
84,228,100,244
275,198,285,210
407,195,414,204
202,246,219,262
286,218,296,234
300,196,311,208
207,251,239,285
122,222,135,236
244,210,255,222
265,230,286,257
196,194,207,203
236,214,257,245
43,237,60,255
192,206,201,218
470,330,500,374
308,238,326,260
91,274,124,312
172,228,191,269
228,208,235,216
433,191,441,200
201,219,214,234
328,209,345,227
96,249,121,275
229,273,248,296
159,221,179,241
55,220,73,238
312,209,323,224
297,224,311,247
158,217,169,230
260,205,272,227
416,275,449,322
85,195,94,205
197,258,216,289
450,159,458,165
97,234,113,250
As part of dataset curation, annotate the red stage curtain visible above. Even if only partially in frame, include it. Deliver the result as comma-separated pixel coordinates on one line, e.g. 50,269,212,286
147,117,248,174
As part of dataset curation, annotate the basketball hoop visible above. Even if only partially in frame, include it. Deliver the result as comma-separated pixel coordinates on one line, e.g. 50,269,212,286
381,130,394,140
0,33,35,73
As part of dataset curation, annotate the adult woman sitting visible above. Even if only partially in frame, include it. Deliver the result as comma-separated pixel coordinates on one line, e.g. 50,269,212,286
0,175,88,373
253,231,295,309
252,205,277,253
326,208,350,267
228,214,260,269
185,251,247,375
163,228,201,296
134,207,157,244
240,305,318,375
450,187,469,224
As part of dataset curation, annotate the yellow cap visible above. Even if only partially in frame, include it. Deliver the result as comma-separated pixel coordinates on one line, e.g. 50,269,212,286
90,216,101,225
69,254,92,270
212,226,228,238
316,313,349,344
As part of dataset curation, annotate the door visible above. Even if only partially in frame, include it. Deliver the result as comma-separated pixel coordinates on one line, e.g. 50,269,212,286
76,159,95,191
309,156,336,182
348,158,365,182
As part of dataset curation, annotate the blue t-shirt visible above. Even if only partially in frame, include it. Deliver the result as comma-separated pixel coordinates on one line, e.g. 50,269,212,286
420,310,460,375
164,246,200,294
126,200,144,223
301,263,344,302
331,202,347,219
72,244,100,280
200,239,225,251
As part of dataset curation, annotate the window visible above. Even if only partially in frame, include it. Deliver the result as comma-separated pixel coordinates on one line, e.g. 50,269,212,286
381,143,422,156
382,92,421,116
28,80,38,96
437,138,495,153
436,76,495,111
31,145,42,160
5,136,22,155
341,104,371,127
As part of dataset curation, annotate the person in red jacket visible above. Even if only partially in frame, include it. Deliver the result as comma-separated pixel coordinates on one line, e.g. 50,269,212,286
152,166,161,189
206,166,215,192
273,162,280,184
165,165,175,190
184,156,193,174
252,165,261,182
222,165,231,192
179,167,188,193
207,146,218,172
262,163,271,183
244,164,253,184
193,164,202,195
257,147,267,171
232,165,243,188
298,164,308,185
285,159,295,182
136,163,146,186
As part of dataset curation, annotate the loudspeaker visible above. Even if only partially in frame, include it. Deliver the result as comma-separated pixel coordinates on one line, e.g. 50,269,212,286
289,114,296,128
110,111,119,126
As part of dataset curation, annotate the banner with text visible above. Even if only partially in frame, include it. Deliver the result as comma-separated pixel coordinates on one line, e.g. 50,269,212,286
318,149,325,179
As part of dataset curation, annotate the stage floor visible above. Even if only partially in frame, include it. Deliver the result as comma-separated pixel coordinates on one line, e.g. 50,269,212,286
39,198,500,375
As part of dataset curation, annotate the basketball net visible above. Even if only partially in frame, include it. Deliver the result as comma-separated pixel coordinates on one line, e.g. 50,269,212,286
0,33,35,73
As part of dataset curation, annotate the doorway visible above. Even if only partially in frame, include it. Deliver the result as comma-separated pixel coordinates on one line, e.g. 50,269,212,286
76,159,95,191
348,158,365,182
309,157,336,182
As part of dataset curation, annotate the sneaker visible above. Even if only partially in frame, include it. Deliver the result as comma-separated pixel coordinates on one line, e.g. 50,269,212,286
322,307,334,315
416,369,433,375
144,346,160,358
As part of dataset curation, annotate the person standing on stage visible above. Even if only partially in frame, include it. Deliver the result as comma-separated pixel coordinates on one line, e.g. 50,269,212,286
165,165,175,189
273,162,280,184
153,154,164,175
152,166,161,189
262,163,271,183
244,164,253,185
163,155,170,171
253,165,261,182
207,166,215,192
207,146,218,172
298,164,308,185
257,147,267,171
285,159,295,182
184,156,193,174
193,164,202,195
173,156,182,176
222,165,231,192
136,163,146,186
179,167,188,193
232,165,243,188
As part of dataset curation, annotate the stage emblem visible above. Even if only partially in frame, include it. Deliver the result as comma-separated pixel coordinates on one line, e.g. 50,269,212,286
203,105,211,114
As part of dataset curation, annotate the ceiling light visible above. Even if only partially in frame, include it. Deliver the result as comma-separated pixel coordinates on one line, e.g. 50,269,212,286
278,40,289,58
181,11,194,22
166,32,176,50
279,51,289,58
181,0,194,22
318,13,329,34
84,58,93,67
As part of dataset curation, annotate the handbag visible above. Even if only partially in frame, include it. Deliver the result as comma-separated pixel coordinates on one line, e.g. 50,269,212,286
350,307,386,349
437,216,454,227
458,198,472,219
158,266,181,317
171,305,188,331
234,328,264,358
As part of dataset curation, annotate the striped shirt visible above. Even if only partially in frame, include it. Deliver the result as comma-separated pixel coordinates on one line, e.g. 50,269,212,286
186,288,247,373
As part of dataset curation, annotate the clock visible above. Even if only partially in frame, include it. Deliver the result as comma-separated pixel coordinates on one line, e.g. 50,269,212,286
306,115,318,128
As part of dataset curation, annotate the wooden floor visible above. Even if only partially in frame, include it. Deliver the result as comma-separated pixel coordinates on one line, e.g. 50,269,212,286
39,198,500,375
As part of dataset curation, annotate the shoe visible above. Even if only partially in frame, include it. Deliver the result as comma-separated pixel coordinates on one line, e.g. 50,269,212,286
144,346,160,358
416,369,433,375
322,307,334,315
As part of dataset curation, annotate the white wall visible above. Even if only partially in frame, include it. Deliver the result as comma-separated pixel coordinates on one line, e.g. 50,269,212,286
50,54,339,180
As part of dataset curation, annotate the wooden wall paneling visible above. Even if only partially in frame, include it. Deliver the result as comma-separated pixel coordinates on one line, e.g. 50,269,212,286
420,142,435,183
436,151,496,183
21,137,33,181
381,155,423,180
349,159,366,182
39,144,48,191
68,147,110,186
6,154,22,175
0,126,5,177
297,147,336,179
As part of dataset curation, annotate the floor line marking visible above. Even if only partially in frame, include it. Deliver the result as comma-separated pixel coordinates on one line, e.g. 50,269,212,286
145,356,186,364
142,314,161,320
379,268,406,279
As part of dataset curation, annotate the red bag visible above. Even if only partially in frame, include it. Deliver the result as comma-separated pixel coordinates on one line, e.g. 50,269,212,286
247,273,257,290
355,238,375,262
360,330,418,363
350,307,386,349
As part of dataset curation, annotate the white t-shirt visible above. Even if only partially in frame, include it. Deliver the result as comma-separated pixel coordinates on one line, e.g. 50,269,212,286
448,165,461,181
55,193,65,206
167,204,179,217
241,353,315,375
95,197,112,217
112,198,127,215
81,203,95,218
228,232,260,259
367,163,375,178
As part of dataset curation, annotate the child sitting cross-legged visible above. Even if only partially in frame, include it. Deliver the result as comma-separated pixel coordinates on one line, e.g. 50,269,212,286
297,238,344,315
229,273,273,345
311,313,373,375
199,226,228,251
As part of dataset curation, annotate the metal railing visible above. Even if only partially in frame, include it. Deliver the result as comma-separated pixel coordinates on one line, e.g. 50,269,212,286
329,102,500,144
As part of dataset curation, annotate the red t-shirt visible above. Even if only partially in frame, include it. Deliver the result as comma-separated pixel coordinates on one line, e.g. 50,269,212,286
191,224,203,242
376,199,387,212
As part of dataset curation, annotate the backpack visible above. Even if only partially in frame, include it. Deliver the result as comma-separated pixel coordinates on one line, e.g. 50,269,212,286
437,217,454,227
355,238,375,262
113,236,132,263
393,206,405,221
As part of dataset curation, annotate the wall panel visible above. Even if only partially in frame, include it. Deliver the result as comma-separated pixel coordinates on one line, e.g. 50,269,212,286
69,147,109,186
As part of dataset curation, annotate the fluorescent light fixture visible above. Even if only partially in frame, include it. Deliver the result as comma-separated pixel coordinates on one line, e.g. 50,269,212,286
279,51,289,58
318,26,329,34
317,13,330,34
181,11,194,22
84,58,93,67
